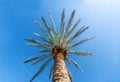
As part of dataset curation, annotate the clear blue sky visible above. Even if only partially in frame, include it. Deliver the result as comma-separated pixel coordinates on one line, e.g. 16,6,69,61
0,0,120,82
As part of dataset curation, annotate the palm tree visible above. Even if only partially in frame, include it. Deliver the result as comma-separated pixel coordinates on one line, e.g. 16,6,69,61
24,9,94,82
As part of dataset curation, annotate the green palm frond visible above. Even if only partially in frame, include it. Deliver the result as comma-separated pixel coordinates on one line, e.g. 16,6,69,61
41,17,55,41
62,19,81,47
61,10,76,46
25,37,52,49
65,19,81,39
67,26,89,43
60,9,65,43
32,18,46,33
49,65,54,78
27,42,52,50
48,38,54,46
27,43,41,47
33,32,50,44
38,49,50,53
67,68,72,82
65,56,72,64
65,9,75,34
32,18,53,44
67,50,93,56
31,54,51,65
67,37,95,48
49,13,57,35
66,56,83,72
24,55,40,63
30,57,53,82
25,38,39,44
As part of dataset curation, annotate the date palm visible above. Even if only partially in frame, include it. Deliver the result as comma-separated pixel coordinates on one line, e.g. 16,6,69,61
24,9,94,82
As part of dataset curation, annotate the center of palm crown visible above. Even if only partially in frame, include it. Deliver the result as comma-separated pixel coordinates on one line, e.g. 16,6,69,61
52,45,67,59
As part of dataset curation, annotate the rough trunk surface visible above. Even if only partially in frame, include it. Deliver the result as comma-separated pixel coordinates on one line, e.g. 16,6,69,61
53,53,71,82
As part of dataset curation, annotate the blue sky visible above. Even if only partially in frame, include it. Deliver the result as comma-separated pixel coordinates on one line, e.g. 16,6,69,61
0,0,120,82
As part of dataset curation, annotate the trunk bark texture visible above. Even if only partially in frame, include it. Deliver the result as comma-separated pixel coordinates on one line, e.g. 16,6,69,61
53,53,71,82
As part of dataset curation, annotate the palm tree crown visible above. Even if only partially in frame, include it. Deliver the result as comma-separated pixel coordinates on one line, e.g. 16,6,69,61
24,9,94,82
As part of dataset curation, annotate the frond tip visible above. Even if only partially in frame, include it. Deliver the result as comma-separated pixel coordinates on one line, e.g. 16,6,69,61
49,65,54,78
67,50,93,56
30,57,52,82
67,37,95,48
66,56,83,72
24,56,40,63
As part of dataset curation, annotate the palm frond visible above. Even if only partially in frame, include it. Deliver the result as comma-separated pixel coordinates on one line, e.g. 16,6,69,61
32,19,46,33
31,54,51,65
67,26,89,43
24,56,40,63
65,9,75,34
60,9,65,43
67,68,72,82
49,65,54,78
33,32,50,44
30,57,53,82
61,9,75,46
67,50,93,56
41,17,55,42
38,49,50,53
67,37,95,48
28,42,52,50
66,56,83,72
25,38,39,44
49,13,57,35
27,43,41,47
65,19,81,38
32,18,54,44
65,56,72,64
48,38,54,46
62,19,80,46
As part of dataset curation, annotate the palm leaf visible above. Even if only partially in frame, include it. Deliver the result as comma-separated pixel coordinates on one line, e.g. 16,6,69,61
31,54,51,65
38,49,50,53
61,9,75,46
32,19,46,33
32,18,53,44
49,13,57,35
25,38,52,49
24,56,40,63
30,57,53,82
60,9,65,44
62,19,81,46
65,9,75,34
48,38,54,46
41,17,55,41
33,32,50,44
27,43,41,47
33,32,54,47
67,26,89,43
66,56,83,72
67,37,94,48
24,38,39,44
67,50,93,56
49,65,54,78
28,42,52,50
65,56,72,64
67,68,72,82
65,19,81,38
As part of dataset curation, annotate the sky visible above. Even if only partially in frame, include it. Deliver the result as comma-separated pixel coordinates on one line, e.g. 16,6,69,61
0,0,120,82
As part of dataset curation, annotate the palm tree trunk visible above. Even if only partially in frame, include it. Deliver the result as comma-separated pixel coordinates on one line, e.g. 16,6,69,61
53,53,71,82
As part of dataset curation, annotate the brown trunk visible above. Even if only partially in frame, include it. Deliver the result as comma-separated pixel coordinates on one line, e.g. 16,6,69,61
53,53,71,82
